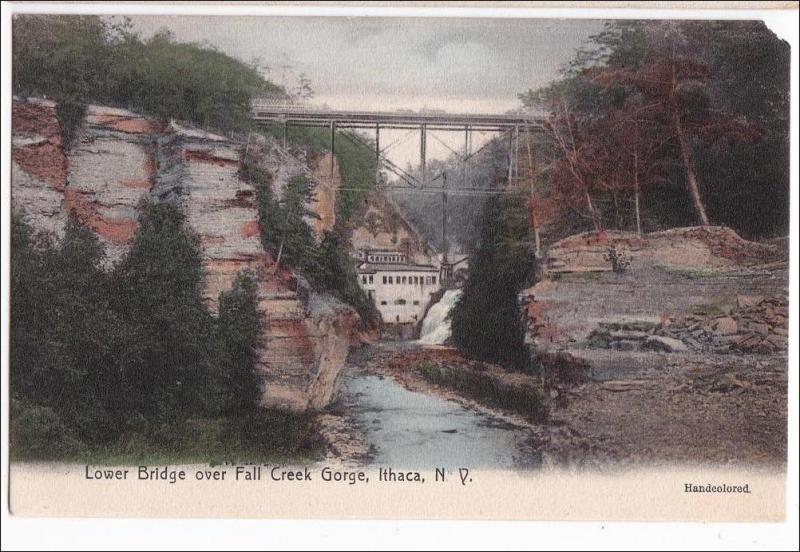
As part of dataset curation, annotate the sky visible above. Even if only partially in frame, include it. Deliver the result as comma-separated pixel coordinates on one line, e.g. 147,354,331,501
125,15,604,167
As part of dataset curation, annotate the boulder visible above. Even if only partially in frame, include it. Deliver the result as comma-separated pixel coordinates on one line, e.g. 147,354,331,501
712,317,738,336
737,295,764,308
643,335,689,353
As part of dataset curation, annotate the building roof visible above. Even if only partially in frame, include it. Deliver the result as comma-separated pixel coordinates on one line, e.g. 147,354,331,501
357,262,439,274
362,249,405,256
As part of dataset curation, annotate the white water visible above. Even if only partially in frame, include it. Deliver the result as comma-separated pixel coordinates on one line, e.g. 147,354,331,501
418,289,462,345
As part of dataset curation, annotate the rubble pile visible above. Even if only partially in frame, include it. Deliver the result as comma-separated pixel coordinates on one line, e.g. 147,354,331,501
665,296,789,355
586,296,788,355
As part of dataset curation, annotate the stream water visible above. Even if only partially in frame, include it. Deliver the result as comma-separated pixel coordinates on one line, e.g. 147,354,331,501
338,367,539,471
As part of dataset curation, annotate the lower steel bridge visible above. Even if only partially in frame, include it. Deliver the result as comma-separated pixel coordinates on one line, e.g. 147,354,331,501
250,100,546,196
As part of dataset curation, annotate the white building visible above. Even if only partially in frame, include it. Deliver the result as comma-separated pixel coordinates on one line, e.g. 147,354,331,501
355,249,441,328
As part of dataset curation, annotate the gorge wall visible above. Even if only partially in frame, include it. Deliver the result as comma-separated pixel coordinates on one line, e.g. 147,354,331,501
520,227,789,376
348,190,434,263
11,97,358,412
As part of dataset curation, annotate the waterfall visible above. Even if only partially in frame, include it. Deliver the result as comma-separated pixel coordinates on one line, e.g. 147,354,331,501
418,289,463,345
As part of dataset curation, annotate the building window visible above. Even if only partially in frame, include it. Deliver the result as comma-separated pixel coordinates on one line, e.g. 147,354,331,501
401,276,407,284
388,276,393,284
380,301,387,305
382,276,387,284
369,275,374,284
413,300,420,306
432,276,437,285
395,299,406,305
361,275,367,284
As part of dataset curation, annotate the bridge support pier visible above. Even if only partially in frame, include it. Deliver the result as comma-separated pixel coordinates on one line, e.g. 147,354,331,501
375,123,380,185
420,123,427,187
329,121,336,184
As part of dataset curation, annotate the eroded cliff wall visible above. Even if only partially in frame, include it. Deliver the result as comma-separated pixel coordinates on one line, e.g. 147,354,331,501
11,98,358,412
348,190,433,263
520,227,789,376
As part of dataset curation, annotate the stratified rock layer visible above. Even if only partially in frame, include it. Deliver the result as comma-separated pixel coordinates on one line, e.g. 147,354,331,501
520,227,789,368
11,99,68,236
11,98,358,412
67,105,163,265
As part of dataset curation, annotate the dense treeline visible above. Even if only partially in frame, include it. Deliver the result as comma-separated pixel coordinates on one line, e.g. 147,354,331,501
10,205,317,461
13,15,281,131
519,20,790,239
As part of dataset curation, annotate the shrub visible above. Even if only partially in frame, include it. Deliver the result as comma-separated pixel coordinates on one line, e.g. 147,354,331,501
10,401,84,459
418,363,548,422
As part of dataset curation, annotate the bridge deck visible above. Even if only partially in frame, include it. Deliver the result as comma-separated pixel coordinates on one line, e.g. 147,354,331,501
250,104,545,131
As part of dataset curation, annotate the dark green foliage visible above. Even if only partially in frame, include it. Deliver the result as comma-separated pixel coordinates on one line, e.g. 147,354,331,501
246,160,378,327
259,124,377,225
685,21,791,238
217,272,263,417
449,193,534,370
10,400,84,458
55,99,87,151
255,173,319,270
12,15,111,101
313,232,378,325
9,205,286,461
112,201,217,422
418,363,547,422
13,15,282,131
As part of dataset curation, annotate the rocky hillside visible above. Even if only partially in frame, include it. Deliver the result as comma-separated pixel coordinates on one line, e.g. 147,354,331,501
520,226,789,371
347,190,434,263
11,97,359,412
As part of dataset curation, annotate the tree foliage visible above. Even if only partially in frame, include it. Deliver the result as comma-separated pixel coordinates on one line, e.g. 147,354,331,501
244,162,378,327
10,204,265,458
13,15,282,130
450,193,534,371
522,20,789,238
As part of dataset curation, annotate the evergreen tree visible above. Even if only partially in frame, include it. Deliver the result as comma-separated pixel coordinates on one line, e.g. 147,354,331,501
450,192,534,371
112,200,217,422
217,271,263,417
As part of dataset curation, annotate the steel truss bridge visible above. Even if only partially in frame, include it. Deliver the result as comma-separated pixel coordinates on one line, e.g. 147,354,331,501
250,103,546,197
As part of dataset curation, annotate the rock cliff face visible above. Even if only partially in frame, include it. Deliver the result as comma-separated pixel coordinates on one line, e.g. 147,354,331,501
68,105,163,265
348,191,433,263
155,125,359,411
309,152,339,240
520,227,788,375
11,98,358,412
11,99,68,237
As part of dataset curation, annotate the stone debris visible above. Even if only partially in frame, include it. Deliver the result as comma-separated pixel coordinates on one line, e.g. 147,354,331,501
586,297,788,356
663,297,788,355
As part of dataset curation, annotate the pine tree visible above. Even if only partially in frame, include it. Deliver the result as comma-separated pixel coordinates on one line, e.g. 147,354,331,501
217,271,263,417
450,193,534,371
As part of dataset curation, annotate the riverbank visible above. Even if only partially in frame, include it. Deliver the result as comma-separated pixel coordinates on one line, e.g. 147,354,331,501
327,342,788,470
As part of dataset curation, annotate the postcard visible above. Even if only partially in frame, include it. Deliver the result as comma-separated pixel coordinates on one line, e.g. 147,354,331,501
2,2,797,544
